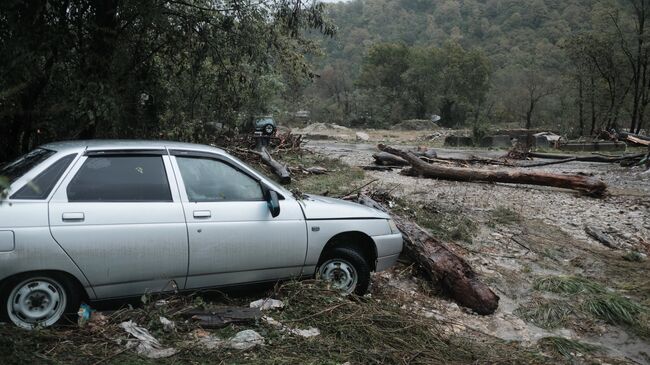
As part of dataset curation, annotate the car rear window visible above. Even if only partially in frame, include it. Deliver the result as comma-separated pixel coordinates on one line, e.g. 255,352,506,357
0,148,56,184
67,156,172,202
11,154,77,200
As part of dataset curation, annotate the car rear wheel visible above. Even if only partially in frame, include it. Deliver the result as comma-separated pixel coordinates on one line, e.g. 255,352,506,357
317,247,370,295
1,274,78,330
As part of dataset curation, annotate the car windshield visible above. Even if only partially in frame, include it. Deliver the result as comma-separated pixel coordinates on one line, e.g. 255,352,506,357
0,148,56,184
255,117,274,125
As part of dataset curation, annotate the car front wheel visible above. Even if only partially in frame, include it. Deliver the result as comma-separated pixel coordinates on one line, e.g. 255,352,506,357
317,247,370,295
1,274,78,330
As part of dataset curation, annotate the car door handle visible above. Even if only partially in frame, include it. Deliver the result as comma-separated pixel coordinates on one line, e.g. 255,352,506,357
62,212,85,222
193,210,211,219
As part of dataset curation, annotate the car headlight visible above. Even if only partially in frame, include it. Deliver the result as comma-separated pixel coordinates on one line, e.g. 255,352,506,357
388,219,400,234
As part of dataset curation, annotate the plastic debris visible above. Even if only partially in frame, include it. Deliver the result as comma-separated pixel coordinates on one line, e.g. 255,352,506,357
155,299,170,307
159,316,175,332
192,329,264,350
88,312,108,330
262,316,320,338
120,320,177,359
249,298,285,311
77,303,93,326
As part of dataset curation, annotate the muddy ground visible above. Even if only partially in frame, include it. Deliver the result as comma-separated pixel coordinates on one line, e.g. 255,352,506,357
303,128,650,364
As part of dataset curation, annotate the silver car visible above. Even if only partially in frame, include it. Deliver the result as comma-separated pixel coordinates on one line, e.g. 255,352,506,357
0,140,402,329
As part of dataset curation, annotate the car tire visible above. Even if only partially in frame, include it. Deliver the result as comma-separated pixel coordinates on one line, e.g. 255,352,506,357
263,124,276,136
317,247,371,295
0,273,79,330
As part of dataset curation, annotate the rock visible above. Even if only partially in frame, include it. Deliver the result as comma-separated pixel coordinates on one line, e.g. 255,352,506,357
356,131,370,141
444,135,474,147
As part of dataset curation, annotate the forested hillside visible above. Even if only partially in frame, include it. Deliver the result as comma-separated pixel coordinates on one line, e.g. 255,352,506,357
305,0,647,136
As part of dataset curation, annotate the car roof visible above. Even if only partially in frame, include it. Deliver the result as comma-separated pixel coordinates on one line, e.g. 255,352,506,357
40,140,226,155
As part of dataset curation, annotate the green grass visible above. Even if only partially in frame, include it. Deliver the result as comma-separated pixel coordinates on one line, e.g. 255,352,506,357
523,275,649,335
583,294,646,325
516,301,574,329
449,216,478,243
533,276,606,294
489,206,522,226
622,251,645,262
282,152,366,197
389,197,478,243
539,337,599,359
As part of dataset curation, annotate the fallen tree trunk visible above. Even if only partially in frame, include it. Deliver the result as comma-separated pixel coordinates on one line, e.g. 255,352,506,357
379,144,608,196
259,147,291,184
518,157,577,168
373,152,409,166
616,131,650,146
527,151,645,163
376,150,509,167
362,165,402,171
241,146,292,184
356,193,500,315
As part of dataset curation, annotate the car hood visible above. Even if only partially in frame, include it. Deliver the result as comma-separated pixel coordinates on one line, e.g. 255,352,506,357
299,194,390,220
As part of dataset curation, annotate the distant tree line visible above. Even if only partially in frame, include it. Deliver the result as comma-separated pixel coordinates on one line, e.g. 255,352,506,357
305,0,650,135
0,0,333,162
340,42,490,128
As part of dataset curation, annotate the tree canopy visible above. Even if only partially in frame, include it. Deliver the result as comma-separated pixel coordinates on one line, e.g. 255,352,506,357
0,0,334,162
304,0,649,135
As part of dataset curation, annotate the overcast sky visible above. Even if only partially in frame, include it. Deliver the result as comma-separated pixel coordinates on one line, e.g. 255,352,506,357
319,0,351,3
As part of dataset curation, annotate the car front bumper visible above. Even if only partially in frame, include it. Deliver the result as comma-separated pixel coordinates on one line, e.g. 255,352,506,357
372,233,403,272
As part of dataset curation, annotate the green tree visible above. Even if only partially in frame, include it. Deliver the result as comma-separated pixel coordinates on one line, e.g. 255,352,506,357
0,0,334,161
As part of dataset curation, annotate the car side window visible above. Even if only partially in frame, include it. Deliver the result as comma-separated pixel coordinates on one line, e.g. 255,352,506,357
11,154,77,200
67,156,172,202
176,157,263,202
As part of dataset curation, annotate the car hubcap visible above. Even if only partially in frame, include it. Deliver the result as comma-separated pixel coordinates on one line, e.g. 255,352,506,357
318,259,358,293
7,278,67,329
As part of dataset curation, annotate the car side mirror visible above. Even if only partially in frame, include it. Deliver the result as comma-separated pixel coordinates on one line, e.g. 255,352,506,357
266,190,280,218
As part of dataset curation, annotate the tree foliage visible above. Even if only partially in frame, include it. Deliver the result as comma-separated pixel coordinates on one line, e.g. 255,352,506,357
0,0,334,162
306,0,649,134
356,42,490,127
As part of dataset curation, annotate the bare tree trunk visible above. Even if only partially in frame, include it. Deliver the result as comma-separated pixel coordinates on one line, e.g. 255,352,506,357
578,76,585,135
590,75,597,135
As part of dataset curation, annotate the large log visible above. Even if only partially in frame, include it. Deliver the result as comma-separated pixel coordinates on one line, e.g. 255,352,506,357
243,146,292,184
259,147,291,184
357,194,499,315
373,152,409,166
379,144,608,196
616,131,650,146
